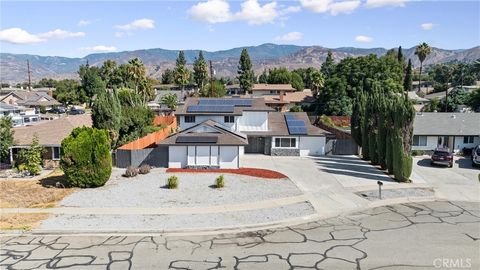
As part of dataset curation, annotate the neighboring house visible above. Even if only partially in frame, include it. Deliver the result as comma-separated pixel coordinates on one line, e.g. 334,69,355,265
412,112,480,152
262,89,316,112
226,84,242,95
0,90,60,112
9,114,92,168
0,103,39,127
250,84,296,97
149,90,184,115
407,91,430,112
159,97,329,169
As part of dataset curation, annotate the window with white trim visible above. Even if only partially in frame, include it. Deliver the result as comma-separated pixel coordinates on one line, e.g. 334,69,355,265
224,116,235,123
185,116,195,123
413,135,427,146
53,147,61,160
274,138,296,148
463,136,474,144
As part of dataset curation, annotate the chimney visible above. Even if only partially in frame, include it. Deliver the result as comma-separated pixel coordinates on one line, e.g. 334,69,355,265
279,90,284,102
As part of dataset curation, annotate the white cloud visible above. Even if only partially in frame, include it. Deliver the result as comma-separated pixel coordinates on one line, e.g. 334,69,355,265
364,0,406,8
355,35,373,42
37,29,85,39
421,23,434,30
329,1,361,15
188,0,299,25
275,31,303,42
115,18,155,30
0,27,84,44
78,20,91,26
300,0,360,15
0,28,44,44
189,0,232,24
300,0,331,13
82,45,117,53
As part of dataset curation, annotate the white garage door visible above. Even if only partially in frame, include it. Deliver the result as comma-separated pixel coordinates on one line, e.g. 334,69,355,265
220,146,239,168
196,146,210,165
299,137,325,156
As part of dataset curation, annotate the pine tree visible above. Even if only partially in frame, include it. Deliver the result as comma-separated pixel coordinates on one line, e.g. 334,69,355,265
237,48,255,94
404,59,413,92
258,69,268,83
193,51,208,93
176,51,186,66
321,51,335,78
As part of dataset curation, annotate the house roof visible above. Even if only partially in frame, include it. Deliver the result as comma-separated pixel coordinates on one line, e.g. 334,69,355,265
12,114,92,146
407,91,430,103
263,89,315,104
159,120,248,146
0,103,27,112
244,112,329,137
251,84,296,92
413,112,480,136
175,97,274,116
1,91,60,106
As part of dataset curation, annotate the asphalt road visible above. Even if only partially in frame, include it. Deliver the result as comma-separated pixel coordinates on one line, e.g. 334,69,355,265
1,201,479,270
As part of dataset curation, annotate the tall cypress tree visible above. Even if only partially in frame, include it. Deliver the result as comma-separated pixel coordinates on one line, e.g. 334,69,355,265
376,92,388,169
193,51,208,93
351,92,366,147
237,48,255,94
404,59,413,92
361,92,371,160
176,51,186,66
397,46,404,63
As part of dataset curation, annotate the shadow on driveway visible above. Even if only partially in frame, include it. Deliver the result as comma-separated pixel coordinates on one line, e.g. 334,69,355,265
309,156,394,182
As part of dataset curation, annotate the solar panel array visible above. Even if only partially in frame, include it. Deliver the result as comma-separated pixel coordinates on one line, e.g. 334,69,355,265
187,105,234,113
198,99,253,107
285,114,308,135
176,136,218,143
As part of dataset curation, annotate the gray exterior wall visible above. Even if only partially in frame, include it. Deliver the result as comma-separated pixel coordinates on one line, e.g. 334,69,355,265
271,148,300,156
115,146,168,168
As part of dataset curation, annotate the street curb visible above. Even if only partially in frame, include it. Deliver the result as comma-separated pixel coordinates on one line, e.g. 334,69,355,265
0,196,450,237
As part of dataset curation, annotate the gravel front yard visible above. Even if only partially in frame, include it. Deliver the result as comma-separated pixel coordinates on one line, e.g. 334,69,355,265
39,202,314,231
59,168,302,208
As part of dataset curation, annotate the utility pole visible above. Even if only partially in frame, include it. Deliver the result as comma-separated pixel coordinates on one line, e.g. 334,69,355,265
27,60,32,91
209,60,214,97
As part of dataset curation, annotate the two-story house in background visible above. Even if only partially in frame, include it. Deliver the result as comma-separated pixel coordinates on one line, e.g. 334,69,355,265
159,97,329,169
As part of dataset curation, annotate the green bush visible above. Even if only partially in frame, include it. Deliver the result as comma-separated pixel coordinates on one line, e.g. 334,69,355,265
39,106,46,114
411,150,425,156
61,127,112,188
16,136,45,176
167,175,178,189
215,175,225,188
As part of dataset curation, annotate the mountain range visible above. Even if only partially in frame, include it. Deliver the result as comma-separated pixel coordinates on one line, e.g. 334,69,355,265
1,43,479,83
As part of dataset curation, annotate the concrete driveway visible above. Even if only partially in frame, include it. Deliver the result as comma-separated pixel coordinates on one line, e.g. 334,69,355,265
412,156,480,202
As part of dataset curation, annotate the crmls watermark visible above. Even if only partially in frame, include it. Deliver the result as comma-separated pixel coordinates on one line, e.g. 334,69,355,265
433,258,472,268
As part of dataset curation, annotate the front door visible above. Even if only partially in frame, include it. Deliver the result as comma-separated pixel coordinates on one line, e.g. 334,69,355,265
244,136,265,153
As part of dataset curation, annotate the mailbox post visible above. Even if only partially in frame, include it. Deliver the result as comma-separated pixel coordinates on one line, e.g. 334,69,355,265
377,181,383,199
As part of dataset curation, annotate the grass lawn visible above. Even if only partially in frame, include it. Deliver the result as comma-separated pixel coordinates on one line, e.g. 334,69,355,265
0,169,75,208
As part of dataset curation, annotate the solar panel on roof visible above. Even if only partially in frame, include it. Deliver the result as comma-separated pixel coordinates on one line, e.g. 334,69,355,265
176,136,218,143
285,114,296,120
187,105,234,113
198,99,253,107
286,120,305,127
288,126,308,135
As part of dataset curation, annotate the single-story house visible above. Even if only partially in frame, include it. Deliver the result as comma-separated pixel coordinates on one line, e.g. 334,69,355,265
412,112,480,152
262,89,316,112
0,90,60,112
0,103,39,126
9,114,92,168
159,97,329,169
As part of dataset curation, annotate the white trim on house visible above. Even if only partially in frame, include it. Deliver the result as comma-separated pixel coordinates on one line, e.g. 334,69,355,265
168,145,240,169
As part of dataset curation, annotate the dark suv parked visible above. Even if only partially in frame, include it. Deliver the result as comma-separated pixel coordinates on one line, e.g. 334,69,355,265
67,108,85,115
431,148,454,167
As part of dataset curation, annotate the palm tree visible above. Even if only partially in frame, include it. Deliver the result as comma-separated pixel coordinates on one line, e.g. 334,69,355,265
127,58,146,94
160,93,178,115
309,70,324,97
414,43,432,92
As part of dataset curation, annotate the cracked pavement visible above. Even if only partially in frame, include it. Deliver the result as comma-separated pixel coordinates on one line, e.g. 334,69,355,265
1,201,479,269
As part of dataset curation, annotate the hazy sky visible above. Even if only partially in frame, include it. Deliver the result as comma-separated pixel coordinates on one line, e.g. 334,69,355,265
1,0,479,57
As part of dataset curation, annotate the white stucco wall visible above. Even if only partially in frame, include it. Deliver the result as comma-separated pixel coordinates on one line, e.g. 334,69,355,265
453,136,480,151
179,115,236,131
412,135,480,152
168,146,187,168
237,111,268,132
299,136,325,156
411,136,438,151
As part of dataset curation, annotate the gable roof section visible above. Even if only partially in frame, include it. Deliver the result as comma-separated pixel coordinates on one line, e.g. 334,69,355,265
12,114,92,146
1,91,60,106
159,120,248,146
413,113,480,136
251,84,296,92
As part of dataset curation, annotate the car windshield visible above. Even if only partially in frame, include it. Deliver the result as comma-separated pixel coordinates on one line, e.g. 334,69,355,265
476,148,480,155
434,151,449,156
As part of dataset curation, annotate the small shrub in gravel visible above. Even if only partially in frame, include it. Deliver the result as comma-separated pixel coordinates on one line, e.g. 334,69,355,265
215,175,225,188
138,164,151,174
167,175,178,189
124,166,138,178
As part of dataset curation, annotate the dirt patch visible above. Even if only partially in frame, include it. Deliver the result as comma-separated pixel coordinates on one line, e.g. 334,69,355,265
166,168,288,179
0,213,49,230
0,170,75,208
